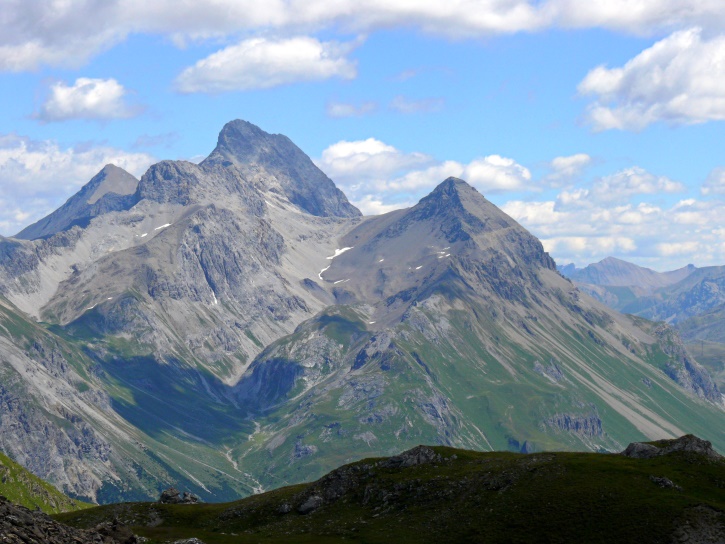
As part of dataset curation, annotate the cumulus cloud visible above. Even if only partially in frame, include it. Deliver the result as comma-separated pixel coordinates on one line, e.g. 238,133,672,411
36,78,139,121
0,134,154,235
503,193,725,269
175,36,358,93
326,101,377,118
318,138,433,191
543,153,591,186
317,138,532,204
579,28,725,130
8,1,725,72
589,167,684,202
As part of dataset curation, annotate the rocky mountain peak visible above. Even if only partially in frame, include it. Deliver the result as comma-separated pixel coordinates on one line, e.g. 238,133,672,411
85,164,138,204
408,176,516,238
202,119,361,218
15,164,139,240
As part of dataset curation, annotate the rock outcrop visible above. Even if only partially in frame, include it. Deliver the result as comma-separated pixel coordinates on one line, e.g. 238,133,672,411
622,434,723,460
0,496,136,543
159,487,201,504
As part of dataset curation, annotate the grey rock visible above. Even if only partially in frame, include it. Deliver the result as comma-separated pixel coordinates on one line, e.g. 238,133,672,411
158,487,200,504
297,494,323,514
622,435,722,460
545,411,603,438
380,446,441,469
622,442,660,459
653,324,721,403
649,475,682,490
0,496,137,543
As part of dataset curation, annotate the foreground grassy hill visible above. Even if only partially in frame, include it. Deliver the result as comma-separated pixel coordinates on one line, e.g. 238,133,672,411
56,436,725,543
0,450,90,514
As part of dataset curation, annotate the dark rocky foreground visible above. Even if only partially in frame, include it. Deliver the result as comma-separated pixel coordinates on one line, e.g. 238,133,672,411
53,435,725,544
0,495,136,543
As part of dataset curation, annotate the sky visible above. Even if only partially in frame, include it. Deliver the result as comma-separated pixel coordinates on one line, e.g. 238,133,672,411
2,1,725,271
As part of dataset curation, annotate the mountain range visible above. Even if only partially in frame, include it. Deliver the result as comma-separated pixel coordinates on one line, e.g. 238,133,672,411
0,120,722,504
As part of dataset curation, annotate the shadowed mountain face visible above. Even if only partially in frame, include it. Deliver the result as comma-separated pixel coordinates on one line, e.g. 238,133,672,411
0,121,723,505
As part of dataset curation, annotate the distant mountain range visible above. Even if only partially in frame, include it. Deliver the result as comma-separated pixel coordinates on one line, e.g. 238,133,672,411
559,257,725,390
0,120,722,505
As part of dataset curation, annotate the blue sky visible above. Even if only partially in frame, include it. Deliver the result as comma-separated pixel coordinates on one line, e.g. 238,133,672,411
2,2,725,271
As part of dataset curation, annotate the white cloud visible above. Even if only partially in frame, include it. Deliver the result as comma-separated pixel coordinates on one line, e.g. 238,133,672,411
546,1,725,35
36,78,139,121
503,193,725,269
389,95,444,114
0,134,154,235
590,166,684,202
544,153,591,186
175,36,358,93
579,28,725,130
326,101,377,118
352,195,413,216
10,1,725,72
656,241,701,257
317,138,532,204
702,167,725,195
318,138,433,191
464,155,532,192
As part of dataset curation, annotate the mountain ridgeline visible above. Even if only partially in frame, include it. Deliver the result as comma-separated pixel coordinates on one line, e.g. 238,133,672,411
0,120,722,505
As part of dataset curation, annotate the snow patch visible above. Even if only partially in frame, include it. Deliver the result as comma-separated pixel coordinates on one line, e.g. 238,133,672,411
85,303,97,311
318,266,330,280
140,233,148,237
107,297,113,300
368,321,376,324
378,258,385,262
326,247,353,260
333,279,350,285
154,223,172,231
415,266,423,270
212,292,218,305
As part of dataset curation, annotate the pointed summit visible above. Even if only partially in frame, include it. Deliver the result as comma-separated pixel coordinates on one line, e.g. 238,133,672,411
202,120,360,218
15,165,139,240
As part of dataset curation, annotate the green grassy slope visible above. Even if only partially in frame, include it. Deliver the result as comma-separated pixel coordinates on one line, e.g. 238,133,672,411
0,450,90,514
56,441,725,544
228,288,725,492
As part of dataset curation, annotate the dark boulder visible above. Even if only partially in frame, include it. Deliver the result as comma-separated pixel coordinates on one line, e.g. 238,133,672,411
159,487,201,504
